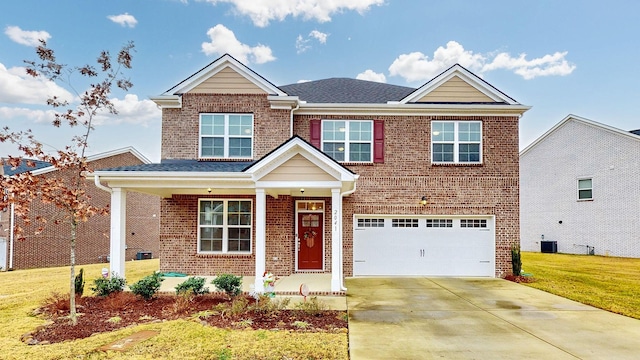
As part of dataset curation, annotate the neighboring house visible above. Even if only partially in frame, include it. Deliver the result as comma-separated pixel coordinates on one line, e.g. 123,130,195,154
0,147,160,270
520,115,640,257
92,54,530,293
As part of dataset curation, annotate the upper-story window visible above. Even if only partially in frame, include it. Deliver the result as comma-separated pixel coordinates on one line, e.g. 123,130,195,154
200,114,253,159
577,178,593,200
322,120,373,162
431,121,482,164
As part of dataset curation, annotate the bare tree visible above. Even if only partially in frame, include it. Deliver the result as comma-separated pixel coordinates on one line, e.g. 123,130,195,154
0,40,134,325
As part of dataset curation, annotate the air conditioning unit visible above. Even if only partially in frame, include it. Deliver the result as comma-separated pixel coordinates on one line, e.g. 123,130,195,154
136,251,153,260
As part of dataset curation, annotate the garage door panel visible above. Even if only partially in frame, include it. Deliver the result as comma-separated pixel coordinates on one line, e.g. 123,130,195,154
353,217,495,277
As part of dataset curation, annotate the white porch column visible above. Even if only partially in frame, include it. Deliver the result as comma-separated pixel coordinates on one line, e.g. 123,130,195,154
254,188,266,293
109,188,127,278
331,188,342,292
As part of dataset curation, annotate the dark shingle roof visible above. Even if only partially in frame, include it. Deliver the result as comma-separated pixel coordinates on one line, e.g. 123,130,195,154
2,159,52,176
279,78,416,103
97,159,254,172
630,129,640,136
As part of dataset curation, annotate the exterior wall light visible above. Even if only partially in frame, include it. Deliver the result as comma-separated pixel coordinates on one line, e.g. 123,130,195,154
420,196,428,206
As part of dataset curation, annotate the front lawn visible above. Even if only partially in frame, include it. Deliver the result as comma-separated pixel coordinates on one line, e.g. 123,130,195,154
521,252,640,319
0,260,347,360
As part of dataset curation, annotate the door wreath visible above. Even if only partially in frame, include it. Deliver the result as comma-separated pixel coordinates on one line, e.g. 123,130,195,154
303,230,317,248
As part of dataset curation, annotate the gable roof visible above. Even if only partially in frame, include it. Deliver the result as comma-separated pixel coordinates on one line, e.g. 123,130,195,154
520,114,640,157
150,54,287,108
2,159,52,176
279,78,415,103
2,147,151,176
400,64,519,105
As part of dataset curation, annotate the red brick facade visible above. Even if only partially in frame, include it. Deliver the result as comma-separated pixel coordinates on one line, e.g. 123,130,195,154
158,91,520,277
3,152,160,270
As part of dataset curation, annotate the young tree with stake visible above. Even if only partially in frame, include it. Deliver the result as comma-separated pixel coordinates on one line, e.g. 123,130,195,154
0,40,134,325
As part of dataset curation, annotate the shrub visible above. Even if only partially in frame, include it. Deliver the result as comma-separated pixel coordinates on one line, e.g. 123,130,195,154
175,277,209,296
74,268,85,297
294,296,327,316
250,295,291,315
511,243,522,276
130,272,164,300
91,274,126,297
212,274,242,297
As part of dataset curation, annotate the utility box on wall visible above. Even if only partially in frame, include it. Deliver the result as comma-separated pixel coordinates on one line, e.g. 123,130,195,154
540,241,558,253
136,251,153,260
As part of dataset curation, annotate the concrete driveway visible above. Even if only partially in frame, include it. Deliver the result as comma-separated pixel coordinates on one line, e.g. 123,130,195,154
346,277,640,359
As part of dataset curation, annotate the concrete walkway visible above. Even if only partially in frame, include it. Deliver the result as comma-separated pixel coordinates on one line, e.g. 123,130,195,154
346,277,640,359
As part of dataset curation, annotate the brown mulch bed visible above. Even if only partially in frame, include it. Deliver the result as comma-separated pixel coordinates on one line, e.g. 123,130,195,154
28,292,347,344
503,274,536,283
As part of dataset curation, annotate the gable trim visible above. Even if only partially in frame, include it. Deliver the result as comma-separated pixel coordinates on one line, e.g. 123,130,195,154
399,64,519,105
520,114,640,157
160,54,287,97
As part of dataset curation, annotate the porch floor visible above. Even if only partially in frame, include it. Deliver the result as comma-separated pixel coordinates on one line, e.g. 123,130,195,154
158,273,346,310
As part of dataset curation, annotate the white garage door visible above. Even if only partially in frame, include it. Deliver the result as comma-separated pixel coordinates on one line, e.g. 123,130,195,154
353,216,495,276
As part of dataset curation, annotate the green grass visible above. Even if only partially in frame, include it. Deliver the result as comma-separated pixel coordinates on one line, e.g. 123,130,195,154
0,260,347,360
521,252,640,319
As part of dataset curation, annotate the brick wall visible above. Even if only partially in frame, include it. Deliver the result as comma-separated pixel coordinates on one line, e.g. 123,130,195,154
296,114,520,277
8,152,160,270
161,94,291,160
521,119,640,258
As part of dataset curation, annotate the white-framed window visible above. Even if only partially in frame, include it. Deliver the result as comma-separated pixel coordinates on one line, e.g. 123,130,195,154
426,219,453,228
460,219,487,228
322,120,373,162
200,113,253,159
431,121,482,164
357,218,385,228
578,178,593,200
198,199,252,253
392,218,419,228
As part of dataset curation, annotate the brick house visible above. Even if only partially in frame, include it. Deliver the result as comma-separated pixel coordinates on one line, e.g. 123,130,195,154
92,54,530,292
521,114,640,257
1,147,160,270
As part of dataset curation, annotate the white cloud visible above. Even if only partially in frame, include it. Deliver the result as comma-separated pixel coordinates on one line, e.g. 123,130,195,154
389,41,576,82
309,30,328,44
201,24,275,64
356,69,386,83
0,106,58,123
297,79,311,83
93,94,160,126
200,0,385,27
295,35,311,54
107,13,138,28
296,30,328,54
4,26,51,47
0,63,74,105
482,51,576,80
0,93,159,128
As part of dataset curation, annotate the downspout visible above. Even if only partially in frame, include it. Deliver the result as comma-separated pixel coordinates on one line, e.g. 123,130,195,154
289,103,299,138
339,181,357,291
8,203,14,270
94,174,113,194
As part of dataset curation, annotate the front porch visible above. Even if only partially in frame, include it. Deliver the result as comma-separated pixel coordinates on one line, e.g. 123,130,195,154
92,137,358,294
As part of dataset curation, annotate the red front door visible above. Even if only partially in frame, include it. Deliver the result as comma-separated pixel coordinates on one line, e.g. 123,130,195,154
298,213,323,270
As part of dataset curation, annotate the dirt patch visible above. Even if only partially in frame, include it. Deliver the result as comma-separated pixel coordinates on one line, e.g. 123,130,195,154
28,292,347,344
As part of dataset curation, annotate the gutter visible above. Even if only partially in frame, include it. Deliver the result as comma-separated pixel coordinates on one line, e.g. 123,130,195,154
289,103,300,138
93,174,113,194
8,203,14,270
339,181,358,291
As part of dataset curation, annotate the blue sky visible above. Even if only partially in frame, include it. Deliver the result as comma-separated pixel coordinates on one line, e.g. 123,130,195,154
1,0,639,162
